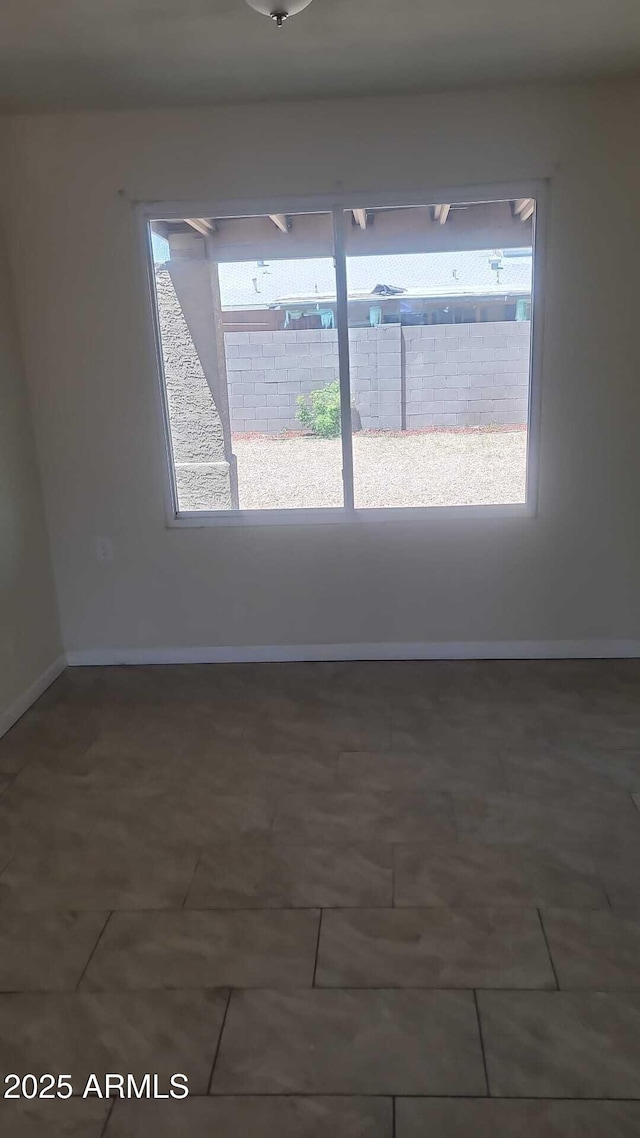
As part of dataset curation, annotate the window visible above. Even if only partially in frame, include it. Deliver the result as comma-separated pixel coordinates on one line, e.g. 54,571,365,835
144,189,542,522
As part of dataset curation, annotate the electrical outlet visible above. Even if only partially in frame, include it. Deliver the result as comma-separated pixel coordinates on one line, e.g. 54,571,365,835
95,537,115,563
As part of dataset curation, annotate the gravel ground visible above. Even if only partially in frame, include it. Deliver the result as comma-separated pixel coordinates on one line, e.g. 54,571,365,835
233,429,527,510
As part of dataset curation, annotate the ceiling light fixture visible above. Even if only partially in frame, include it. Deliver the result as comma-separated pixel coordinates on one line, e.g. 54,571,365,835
245,0,314,28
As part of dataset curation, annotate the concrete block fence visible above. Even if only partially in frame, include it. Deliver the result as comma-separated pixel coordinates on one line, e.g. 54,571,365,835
225,321,531,433
402,321,530,429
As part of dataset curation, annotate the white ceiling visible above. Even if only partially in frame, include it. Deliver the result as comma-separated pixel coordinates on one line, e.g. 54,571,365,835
2,0,640,112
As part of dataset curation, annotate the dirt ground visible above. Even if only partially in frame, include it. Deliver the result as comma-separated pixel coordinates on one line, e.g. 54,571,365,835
232,429,527,510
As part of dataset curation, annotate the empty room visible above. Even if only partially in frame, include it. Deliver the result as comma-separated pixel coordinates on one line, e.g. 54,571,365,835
2,1,640,1135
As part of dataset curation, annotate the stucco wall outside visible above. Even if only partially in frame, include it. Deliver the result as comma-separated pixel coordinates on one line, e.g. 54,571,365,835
225,321,530,433
155,268,231,510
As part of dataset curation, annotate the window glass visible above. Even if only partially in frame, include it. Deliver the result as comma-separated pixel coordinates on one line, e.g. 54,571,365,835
343,201,533,508
151,211,343,512
148,194,536,516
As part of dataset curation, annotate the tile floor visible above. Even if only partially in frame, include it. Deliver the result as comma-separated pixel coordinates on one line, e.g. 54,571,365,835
0,660,640,1134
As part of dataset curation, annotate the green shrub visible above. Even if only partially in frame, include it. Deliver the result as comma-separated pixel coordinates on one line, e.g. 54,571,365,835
297,381,342,439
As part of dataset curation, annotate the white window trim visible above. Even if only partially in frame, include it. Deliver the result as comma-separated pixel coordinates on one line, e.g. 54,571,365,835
136,180,548,528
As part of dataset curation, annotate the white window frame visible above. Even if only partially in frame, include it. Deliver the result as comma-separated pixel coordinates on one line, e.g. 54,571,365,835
137,180,547,528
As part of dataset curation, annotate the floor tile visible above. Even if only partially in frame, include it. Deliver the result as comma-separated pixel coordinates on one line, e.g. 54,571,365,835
186,839,393,908
0,1099,110,1137
2,661,640,1118
243,711,391,754
541,712,640,752
117,790,275,846
0,912,108,990
453,790,640,856
0,833,199,910
390,708,533,753
0,756,182,849
396,1098,640,1137
590,836,640,906
18,746,180,795
478,990,640,1097
176,750,338,793
211,988,485,1095
542,908,640,988
315,908,555,989
337,750,505,793
89,708,199,759
16,752,275,847
394,840,606,908
272,791,455,843
0,990,227,1094
0,833,12,876
0,780,98,850
502,744,640,796
0,703,101,776
82,910,320,989
106,1096,392,1137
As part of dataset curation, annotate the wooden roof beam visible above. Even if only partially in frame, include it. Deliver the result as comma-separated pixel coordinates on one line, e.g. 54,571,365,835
433,203,451,225
269,213,291,233
185,218,215,237
513,198,535,221
352,208,368,230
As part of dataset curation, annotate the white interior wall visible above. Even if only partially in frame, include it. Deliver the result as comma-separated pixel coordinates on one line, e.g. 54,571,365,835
0,169,62,725
3,80,640,660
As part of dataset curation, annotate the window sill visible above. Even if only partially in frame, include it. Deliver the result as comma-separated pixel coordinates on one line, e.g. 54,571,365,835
168,502,533,528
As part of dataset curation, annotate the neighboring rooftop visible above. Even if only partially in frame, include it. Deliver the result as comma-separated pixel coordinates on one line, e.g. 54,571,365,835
214,249,532,311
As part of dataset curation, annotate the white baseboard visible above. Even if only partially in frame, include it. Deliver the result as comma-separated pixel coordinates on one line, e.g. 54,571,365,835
0,655,67,740
65,640,640,667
